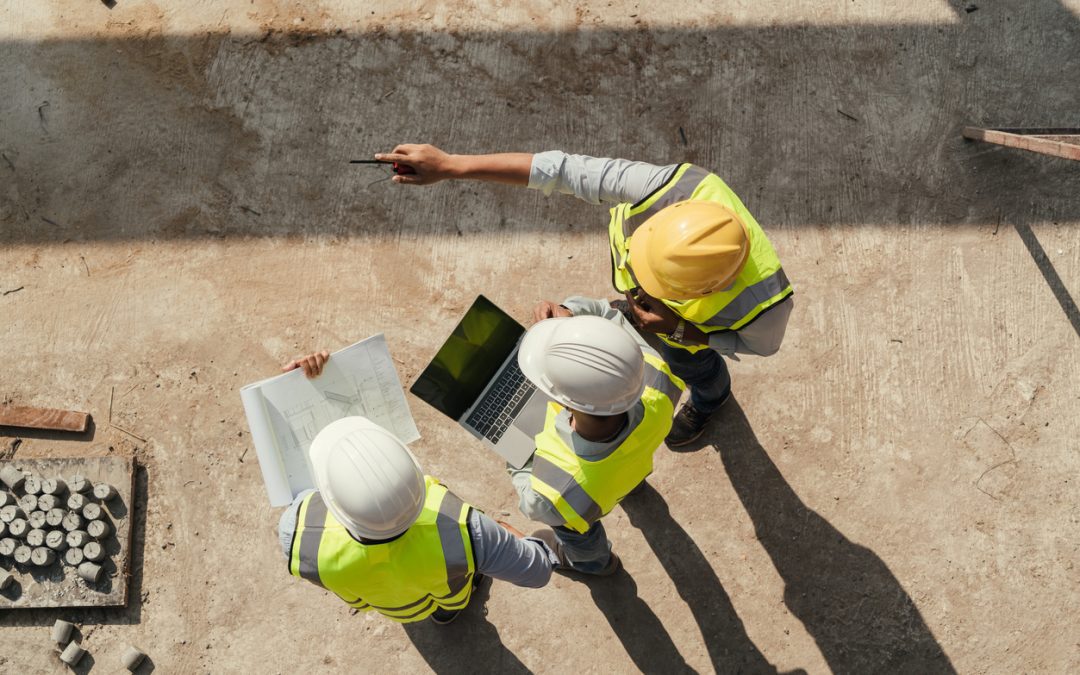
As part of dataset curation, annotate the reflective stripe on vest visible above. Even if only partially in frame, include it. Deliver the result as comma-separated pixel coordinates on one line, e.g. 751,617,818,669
608,164,793,352
529,353,686,533
288,477,475,623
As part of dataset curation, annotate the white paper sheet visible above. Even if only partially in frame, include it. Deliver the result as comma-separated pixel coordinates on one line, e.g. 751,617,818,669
239,334,420,506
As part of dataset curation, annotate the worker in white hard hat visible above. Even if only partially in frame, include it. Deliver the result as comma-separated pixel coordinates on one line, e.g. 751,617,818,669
375,144,794,447
277,353,560,624
505,303,685,575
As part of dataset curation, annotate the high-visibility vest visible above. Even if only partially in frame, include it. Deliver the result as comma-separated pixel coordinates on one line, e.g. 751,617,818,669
288,476,476,623
608,164,794,353
529,351,686,533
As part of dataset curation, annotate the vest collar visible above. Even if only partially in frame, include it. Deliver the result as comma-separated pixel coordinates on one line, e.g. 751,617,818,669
555,402,645,459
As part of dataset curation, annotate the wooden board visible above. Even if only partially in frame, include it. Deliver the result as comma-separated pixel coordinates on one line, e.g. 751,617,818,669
962,126,1080,161
0,457,135,608
0,405,90,433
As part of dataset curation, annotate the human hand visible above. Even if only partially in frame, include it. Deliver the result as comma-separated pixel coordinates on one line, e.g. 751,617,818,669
624,289,680,334
374,144,458,185
532,300,573,324
281,350,330,378
496,520,526,539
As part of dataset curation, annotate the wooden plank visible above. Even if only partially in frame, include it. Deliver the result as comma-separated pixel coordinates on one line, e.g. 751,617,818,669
0,405,90,433
962,126,1080,161
0,457,135,608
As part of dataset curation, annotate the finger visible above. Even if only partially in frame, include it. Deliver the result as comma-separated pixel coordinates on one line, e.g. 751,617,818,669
376,152,410,162
392,174,422,185
313,352,328,375
302,356,318,378
280,359,299,372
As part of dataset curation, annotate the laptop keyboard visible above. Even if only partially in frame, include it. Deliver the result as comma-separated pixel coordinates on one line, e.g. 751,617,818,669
466,359,536,444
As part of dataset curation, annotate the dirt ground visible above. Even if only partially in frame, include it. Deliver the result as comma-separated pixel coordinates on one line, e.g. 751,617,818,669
2,1,1079,673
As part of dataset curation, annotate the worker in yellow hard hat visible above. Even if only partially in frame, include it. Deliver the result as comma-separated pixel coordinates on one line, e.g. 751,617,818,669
375,144,793,446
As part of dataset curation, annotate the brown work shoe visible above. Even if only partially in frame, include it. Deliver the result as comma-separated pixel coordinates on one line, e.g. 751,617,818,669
665,403,714,447
595,552,622,577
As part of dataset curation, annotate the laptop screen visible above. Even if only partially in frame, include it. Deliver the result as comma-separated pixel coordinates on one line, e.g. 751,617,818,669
410,295,525,420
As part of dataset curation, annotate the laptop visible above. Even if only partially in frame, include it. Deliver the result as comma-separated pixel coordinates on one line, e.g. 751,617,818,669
410,295,551,468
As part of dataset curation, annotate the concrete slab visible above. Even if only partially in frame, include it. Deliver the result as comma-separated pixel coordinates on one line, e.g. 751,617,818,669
0,0,1077,673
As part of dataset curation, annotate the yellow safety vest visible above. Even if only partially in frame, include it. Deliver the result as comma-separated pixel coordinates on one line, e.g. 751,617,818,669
288,476,476,623
608,164,794,353
529,352,686,533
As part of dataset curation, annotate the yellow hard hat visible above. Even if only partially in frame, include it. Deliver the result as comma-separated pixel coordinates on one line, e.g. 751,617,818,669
628,200,750,300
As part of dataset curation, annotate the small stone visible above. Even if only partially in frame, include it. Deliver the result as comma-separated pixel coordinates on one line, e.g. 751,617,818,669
59,641,86,666
51,618,74,644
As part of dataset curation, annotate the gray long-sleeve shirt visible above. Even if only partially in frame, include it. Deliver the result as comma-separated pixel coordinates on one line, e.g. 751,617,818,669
278,489,558,588
527,151,793,358
509,296,656,526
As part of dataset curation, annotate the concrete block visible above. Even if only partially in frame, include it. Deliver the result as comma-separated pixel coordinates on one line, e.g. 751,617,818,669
82,502,102,521
68,474,92,493
63,547,84,566
66,530,90,548
51,618,74,644
0,568,13,590
77,561,102,583
8,518,29,538
66,493,87,511
45,528,66,548
41,478,67,496
22,476,41,495
31,547,56,566
59,641,85,666
121,645,147,671
0,465,25,491
37,494,60,512
0,537,17,556
18,494,38,513
45,508,66,527
87,519,112,539
26,528,46,547
83,541,105,562
13,544,32,564
28,510,48,529
0,505,25,523
93,483,117,501
62,512,84,532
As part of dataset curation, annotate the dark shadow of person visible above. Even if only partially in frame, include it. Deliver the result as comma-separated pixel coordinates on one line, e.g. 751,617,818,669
686,397,956,674
621,484,783,674
403,576,532,674
569,565,695,674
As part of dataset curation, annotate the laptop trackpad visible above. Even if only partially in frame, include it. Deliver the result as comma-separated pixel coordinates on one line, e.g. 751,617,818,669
513,392,549,437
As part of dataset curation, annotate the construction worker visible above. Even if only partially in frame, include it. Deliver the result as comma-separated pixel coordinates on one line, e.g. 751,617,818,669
375,144,794,446
507,300,685,574
277,354,560,624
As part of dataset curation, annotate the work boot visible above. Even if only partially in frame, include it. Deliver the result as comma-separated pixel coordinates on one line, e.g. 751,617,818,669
429,607,461,625
665,402,715,447
594,552,622,577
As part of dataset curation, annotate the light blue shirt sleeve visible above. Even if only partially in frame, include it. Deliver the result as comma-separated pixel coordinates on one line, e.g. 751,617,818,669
467,509,559,588
508,458,570,528
528,151,678,205
278,489,315,559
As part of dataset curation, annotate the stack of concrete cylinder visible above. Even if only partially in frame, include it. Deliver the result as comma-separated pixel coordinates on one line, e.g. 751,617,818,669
50,618,148,671
0,464,121,587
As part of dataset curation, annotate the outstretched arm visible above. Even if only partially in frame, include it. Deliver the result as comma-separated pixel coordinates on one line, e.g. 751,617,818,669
374,144,532,186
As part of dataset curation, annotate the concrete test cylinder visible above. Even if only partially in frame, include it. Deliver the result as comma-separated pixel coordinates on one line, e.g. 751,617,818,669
0,491,12,508
68,474,92,493
82,502,102,521
0,465,25,490
13,545,32,564
46,529,68,551
82,541,105,562
64,547,84,566
41,478,67,496
0,505,24,523
18,494,38,513
62,512,84,532
22,476,41,495
25,528,46,547
45,508,65,527
66,493,87,511
93,483,117,501
8,518,29,538
31,547,56,566
59,641,86,666
121,645,147,671
87,519,112,539
37,494,60,512
51,618,74,644
0,537,17,556
66,530,90,548
28,510,48,529
77,561,102,583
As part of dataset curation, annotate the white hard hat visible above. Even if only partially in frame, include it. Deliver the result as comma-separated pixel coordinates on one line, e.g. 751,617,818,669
518,315,645,415
309,416,425,540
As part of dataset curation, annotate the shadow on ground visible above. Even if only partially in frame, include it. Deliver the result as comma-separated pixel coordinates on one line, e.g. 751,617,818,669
402,576,531,674
675,398,956,674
